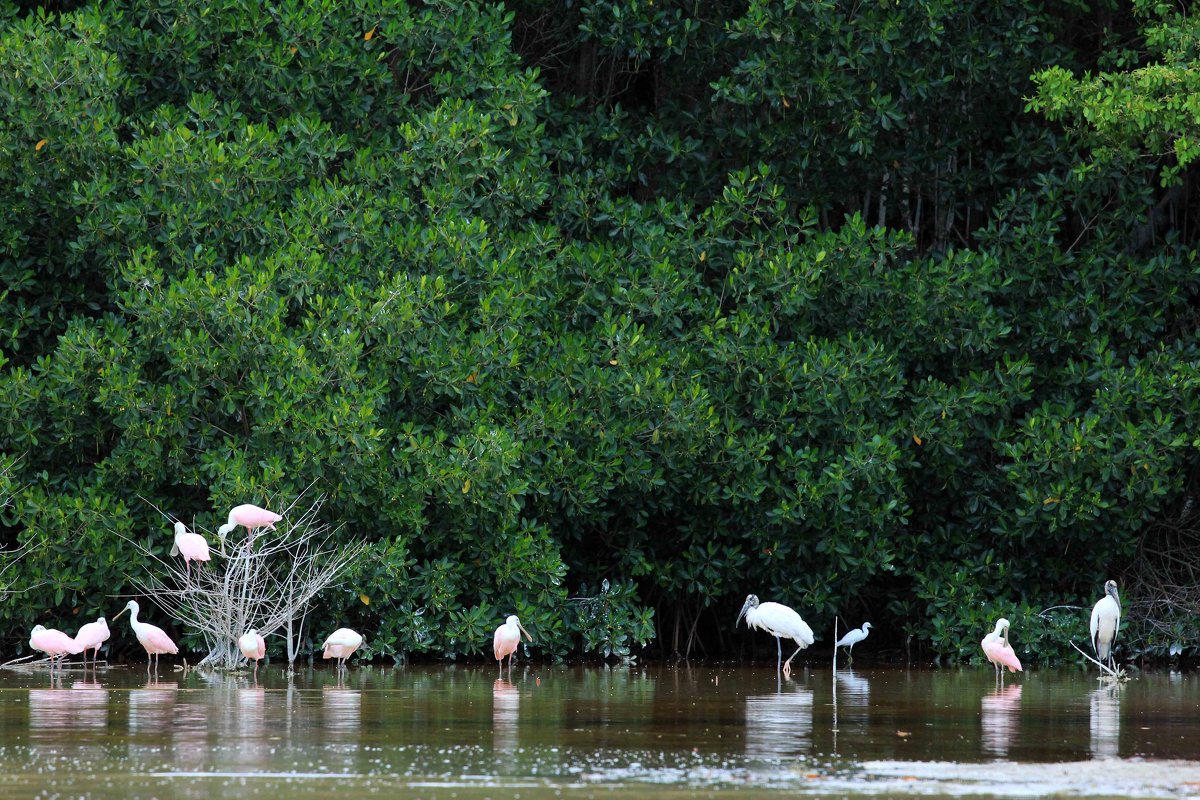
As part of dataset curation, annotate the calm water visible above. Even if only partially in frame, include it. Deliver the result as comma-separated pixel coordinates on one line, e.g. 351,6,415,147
1,664,1199,798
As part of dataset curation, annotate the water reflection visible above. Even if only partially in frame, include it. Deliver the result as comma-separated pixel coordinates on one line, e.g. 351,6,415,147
493,678,520,756
745,679,813,760
981,683,1022,758
4,665,1200,799
322,684,361,741
29,679,108,740
1089,685,1121,759
128,676,178,736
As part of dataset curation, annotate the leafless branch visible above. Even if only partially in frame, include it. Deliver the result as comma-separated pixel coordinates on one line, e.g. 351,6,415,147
124,493,366,670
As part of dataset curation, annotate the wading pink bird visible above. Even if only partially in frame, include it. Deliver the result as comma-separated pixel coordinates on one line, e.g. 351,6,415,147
238,629,266,672
115,600,178,669
218,504,283,541
73,617,111,666
170,520,211,574
322,628,364,670
493,615,533,671
982,618,1023,678
30,625,83,669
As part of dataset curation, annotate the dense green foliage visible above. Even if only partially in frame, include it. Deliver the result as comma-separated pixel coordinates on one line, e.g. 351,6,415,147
1,0,1198,665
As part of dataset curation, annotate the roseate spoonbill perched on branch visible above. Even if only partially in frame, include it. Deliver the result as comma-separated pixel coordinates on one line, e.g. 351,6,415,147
736,594,815,677
493,615,532,671
115,600,178,670
30,625,83,669
238,629,266,672
73,617,110,666
1090,580,1121,671
169,520,211,574
834,622,872,663
322,628,363,670
218,504,283,541
982,618,1022,678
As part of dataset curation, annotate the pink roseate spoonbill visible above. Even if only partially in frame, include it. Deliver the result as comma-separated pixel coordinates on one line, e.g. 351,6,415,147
736,594,815,677
30,625,84,670
981,618,1023,678
238,629,266,672
114,600,178,669
73,617,111,666
834,622,873,664
217,504,283,545
1090,580,1121,671
169,520,211,574
322,628,364,670
493,615,533,671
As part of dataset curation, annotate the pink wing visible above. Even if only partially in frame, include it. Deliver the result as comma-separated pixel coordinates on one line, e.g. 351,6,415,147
493,625,517,661
33,629,83,656
140,624,179,655
982,638,1023,672
178,533,211,561
233,504,283,528
74,622,110,650
253,633,266,659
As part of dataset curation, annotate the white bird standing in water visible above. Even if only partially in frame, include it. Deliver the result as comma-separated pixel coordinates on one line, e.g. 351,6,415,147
1090,579,1121,671
834,622,872,663
736,594,815,677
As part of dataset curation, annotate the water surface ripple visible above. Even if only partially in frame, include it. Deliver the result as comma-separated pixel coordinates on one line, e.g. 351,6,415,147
1,664,1198,798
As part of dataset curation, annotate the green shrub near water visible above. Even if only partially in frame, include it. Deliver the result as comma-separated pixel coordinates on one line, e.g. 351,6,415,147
1,0,1198,664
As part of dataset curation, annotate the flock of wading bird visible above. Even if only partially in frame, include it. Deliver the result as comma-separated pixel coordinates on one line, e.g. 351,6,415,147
23,503,1124,677
737,579,1125,679
24,502,532,674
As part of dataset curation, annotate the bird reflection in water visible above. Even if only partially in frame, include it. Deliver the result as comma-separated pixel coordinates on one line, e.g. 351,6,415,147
28,679,109,742
322,683,362,741
1089,684,1121,759
745,677,813,760
493,678,520,758
831,669,871,754
980,683,1022,759
129,676,178,735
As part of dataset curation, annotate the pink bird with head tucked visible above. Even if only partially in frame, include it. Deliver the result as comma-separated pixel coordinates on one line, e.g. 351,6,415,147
170,521,211,573
322,628,363,670
115,600,178,669
982,618,1023,676
73,617,110,666
218,504,282,538
30,625,83,669
238,629,266,672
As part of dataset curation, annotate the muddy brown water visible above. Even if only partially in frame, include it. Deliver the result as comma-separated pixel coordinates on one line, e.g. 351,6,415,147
1,664,1198,798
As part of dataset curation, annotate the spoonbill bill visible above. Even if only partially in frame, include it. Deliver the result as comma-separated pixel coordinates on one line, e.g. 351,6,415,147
238,629,266,672
1090,579,1121,671
493,615,533,671
736,594,815,676
322,628,363,670
981,618,1022,677
834,621,873,663
169,520,211,573
115,600,178,669
30,625,83,669
73,617,111,666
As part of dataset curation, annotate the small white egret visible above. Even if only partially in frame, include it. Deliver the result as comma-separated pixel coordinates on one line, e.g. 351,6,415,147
1090,579,1121,671
736,594,815,676
834,622,872,663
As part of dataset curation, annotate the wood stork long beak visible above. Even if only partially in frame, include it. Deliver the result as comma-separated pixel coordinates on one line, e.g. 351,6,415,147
518,621,533,643
736,598,752,627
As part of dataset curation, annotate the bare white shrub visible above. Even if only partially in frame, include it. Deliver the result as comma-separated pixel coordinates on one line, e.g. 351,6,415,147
125,494,366,670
